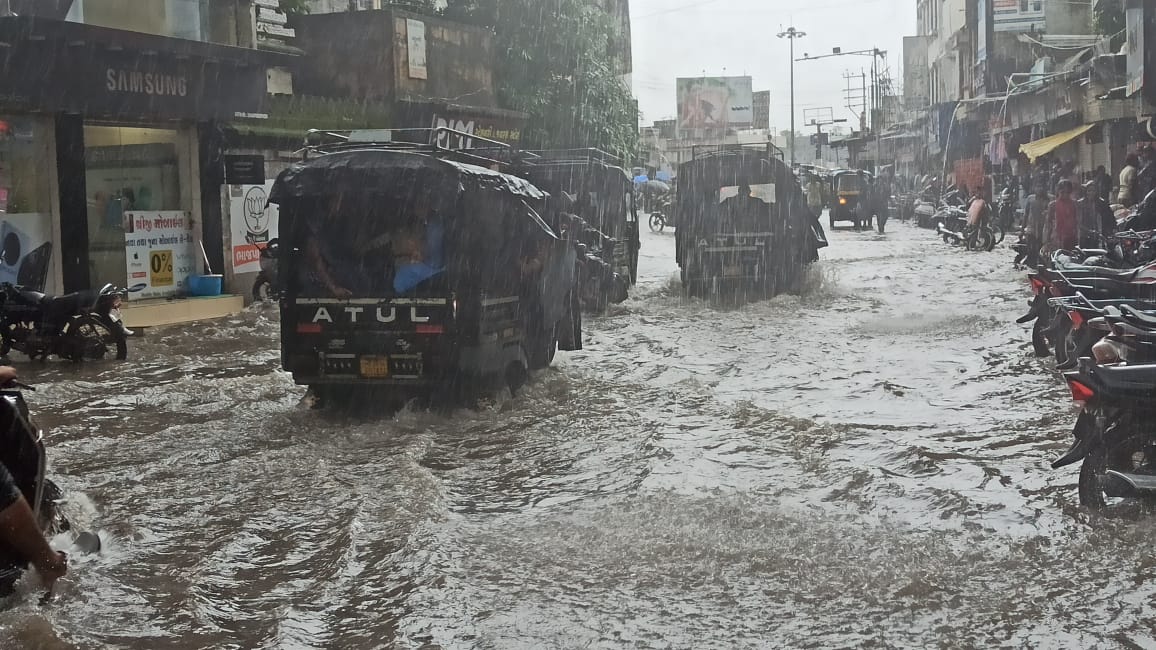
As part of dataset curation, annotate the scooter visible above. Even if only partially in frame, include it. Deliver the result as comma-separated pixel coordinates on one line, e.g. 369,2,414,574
0,383,101,598
251,239,281,302
0,282,141,362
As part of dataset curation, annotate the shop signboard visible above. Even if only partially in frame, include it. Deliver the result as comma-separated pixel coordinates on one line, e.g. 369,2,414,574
224,155,266,185
229,182,280,274
676,76,754,133
123,211,196,299
0,18,273,120
394,99,527,149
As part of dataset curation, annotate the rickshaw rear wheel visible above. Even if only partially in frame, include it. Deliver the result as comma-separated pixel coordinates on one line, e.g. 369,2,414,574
506,361,528,395
529,325,557,369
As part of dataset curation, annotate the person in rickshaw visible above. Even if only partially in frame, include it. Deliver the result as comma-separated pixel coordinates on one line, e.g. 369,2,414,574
303,193,446,297
389,194,446,294
721,184,763,231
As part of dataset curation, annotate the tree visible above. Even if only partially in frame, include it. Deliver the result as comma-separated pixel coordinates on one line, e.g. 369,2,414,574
442,0,638,161
278,0,311,14
1094,0,1125,36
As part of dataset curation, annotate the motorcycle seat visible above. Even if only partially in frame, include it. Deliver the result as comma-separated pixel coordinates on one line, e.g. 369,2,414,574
1120,304,1156,327
1089,363,1156,398
1056,266,1145,282
1059,277,1156,301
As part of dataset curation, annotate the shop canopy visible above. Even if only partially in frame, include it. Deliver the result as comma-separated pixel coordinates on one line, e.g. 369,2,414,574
1019,124,1095,163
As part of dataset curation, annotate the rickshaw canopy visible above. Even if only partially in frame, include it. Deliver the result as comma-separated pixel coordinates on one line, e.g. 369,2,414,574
269,148,548,206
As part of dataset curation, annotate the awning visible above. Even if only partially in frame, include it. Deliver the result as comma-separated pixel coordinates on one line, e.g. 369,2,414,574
1019,124,1094,162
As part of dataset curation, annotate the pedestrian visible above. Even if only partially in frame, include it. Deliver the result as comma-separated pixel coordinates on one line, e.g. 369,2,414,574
1138,146,1156,204
1119,153,1139,207
1044,179,1079,254
1077,179,1116,248
805,174,825,218
1095,165,1112,203
875,173,891,234
856,176,873,230
1020,181,1049,267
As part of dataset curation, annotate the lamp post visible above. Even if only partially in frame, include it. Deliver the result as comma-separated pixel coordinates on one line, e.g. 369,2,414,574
777,26,805,169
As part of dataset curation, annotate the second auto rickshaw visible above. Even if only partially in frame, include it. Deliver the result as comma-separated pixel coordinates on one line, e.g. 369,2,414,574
512,149,640,311
674,144,828,301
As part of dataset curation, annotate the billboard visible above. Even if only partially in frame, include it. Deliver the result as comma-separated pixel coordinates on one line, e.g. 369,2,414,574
676,76,753,132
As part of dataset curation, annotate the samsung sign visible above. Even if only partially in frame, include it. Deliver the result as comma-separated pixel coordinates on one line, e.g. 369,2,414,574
105,68,189,98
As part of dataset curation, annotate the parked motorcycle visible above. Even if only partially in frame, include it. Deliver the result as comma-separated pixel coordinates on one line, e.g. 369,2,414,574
935,205,995,251
0,283,141,362
251,239,281,302
1054,358,1156,510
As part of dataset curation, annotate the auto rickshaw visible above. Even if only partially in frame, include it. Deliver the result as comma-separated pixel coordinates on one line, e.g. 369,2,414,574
674,144,828,301
511,149,640,311
828,169,874,229
270,128,582,405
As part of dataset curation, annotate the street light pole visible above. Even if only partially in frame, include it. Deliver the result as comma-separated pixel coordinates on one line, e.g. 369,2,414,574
778,26,805,169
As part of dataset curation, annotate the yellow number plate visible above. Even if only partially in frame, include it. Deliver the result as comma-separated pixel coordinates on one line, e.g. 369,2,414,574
359,356,390,378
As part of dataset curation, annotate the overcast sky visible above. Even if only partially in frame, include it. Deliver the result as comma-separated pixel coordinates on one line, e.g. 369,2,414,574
630,0,915,132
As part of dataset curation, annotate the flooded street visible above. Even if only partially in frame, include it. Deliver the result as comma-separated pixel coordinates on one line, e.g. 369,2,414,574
3,221,1153,649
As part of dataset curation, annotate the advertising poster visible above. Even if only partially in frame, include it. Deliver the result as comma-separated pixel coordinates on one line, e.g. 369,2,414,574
407,19,428,80
1127,1,1146,97
0,213,52,290
124,211,196,300
230,182,279,274
676,76,754,132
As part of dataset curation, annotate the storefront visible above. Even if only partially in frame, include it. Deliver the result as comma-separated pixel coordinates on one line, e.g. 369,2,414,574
0,15,286,305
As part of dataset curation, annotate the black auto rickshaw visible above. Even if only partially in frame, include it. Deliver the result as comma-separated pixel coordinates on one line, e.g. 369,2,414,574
674,144,828,300
828,169,873,229
511,149,640,310
270,130,582,404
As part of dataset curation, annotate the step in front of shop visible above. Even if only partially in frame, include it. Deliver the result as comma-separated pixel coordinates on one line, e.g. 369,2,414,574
121,295,245,328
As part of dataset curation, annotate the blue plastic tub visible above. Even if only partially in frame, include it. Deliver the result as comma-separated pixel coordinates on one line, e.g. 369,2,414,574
187,274,223,297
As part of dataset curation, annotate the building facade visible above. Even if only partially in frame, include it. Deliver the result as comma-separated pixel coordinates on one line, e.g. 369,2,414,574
0,0,286,324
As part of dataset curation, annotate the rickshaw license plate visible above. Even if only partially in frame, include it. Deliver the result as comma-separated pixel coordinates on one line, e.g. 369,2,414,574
359,356,390,378
723,264,742,276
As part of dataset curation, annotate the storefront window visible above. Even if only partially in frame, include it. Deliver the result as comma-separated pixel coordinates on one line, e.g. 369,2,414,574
67,0,210,43
0,117,55,290
84,125,185,288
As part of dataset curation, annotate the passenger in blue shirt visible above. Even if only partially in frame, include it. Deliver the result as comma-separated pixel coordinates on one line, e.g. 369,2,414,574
392,197,446,294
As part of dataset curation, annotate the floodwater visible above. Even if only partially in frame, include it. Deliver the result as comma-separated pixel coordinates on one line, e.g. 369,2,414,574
1,220,1153,649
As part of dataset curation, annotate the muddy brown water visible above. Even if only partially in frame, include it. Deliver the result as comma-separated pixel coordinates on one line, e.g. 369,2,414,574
0,222,1149,649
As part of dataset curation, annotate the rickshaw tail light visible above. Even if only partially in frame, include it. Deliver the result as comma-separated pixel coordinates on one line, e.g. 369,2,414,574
839,197,847,205
416,324,444,335
297,323,322,334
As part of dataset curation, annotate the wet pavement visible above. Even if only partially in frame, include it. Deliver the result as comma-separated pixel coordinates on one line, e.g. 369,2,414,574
2,219,1153,649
